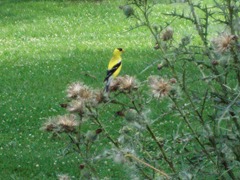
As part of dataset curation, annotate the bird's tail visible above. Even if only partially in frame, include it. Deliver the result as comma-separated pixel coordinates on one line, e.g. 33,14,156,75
105,82,110,93
104,77,112,93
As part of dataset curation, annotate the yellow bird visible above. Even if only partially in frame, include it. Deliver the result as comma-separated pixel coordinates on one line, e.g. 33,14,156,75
104,48,124,92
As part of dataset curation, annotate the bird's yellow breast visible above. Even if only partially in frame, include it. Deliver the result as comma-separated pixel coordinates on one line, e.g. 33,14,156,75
108,56,122,77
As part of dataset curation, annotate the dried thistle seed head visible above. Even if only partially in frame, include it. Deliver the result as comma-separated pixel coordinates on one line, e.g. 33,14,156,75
67,82,93,100
212,33,237,53
148,76,171,98
109,77,122,92
56,114,79,133
78,86,93,100
148,75,158,85
113,152,126,164
92,90,105,104
42,115,80,133
111,148,135,164
67,82,85,99
162,27,174,41
118,75,138,91
67,100,85,114
41,117,57,132
57,174,71,180
169,78,177,84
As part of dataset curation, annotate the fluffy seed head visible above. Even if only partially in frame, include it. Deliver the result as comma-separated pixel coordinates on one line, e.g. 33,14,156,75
169,78,177,84
56,114,79,133
41,118,57,132
57,174,71,180
67,100,85,114
67,82,93,100
118,75,138,91
42,114,79,133
67,82,84,99
78,86,92,100
92,90,105,105
109,77,122,92
212,33,237,53
162,27,174,41
109,76,138,92
148,76,171,98
113,152,126,164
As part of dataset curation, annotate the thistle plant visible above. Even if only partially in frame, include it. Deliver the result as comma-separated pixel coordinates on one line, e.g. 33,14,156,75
121,0,240,179
43,0,240,179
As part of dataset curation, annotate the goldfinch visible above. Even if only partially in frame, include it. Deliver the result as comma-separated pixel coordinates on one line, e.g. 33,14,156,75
104,48,124,92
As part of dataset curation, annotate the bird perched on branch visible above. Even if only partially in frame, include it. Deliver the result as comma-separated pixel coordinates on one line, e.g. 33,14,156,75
104,48,124,93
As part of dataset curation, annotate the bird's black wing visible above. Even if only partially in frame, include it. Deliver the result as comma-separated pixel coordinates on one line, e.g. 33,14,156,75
104,61,122,82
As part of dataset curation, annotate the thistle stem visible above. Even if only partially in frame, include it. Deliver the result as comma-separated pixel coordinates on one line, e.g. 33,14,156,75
125,153,170,179
146,124,176,173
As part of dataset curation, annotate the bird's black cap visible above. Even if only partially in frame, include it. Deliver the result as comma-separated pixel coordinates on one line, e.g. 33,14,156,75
117,48,123,51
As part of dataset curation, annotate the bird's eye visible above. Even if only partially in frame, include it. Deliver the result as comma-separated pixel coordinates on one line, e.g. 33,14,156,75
117,48,123,51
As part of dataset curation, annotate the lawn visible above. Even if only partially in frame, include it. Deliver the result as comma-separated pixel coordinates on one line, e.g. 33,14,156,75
0,0,163,178
0,0,217,179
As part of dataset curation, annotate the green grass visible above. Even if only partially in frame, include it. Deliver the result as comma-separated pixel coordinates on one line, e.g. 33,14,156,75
0,0,215,179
